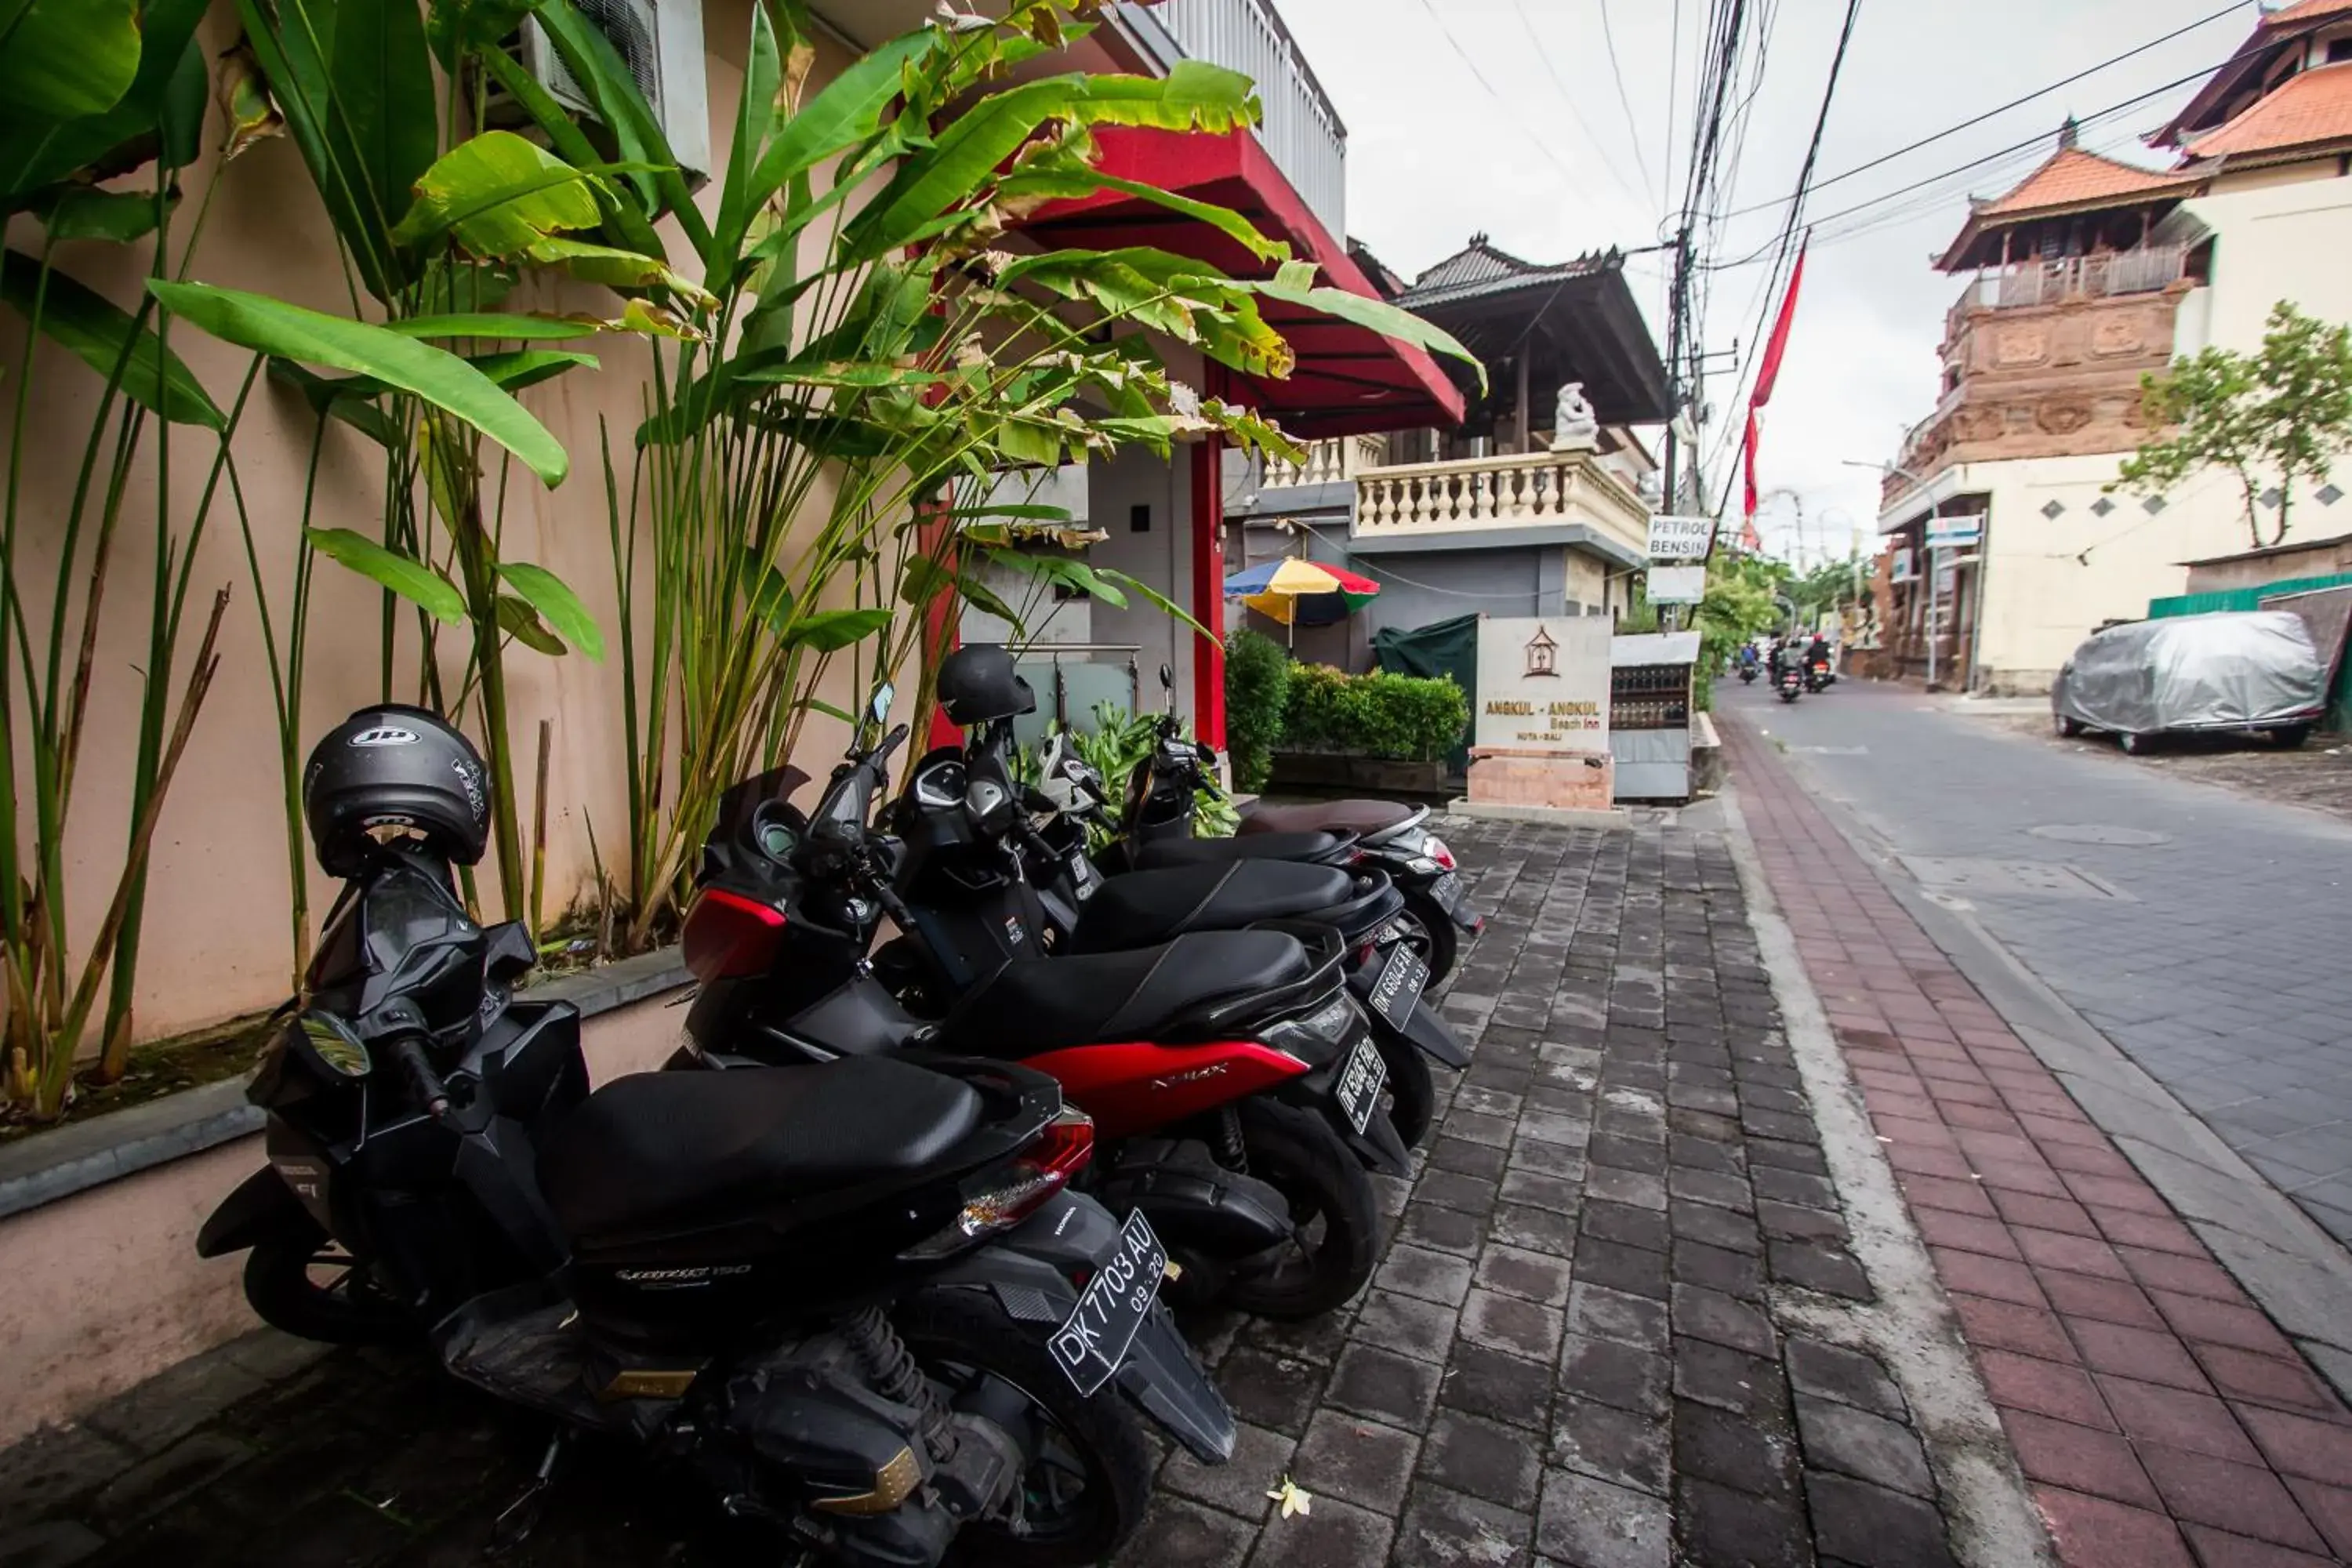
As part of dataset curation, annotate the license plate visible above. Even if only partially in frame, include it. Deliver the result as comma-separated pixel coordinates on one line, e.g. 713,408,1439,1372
1367,942,1429,1029
1428,870,1463,913
1068,853,1099,902
1334,1033,1387,1135
1049,1211,1167,1396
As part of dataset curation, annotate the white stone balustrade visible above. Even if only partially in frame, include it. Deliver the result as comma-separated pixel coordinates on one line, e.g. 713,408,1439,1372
1351,450,1651,556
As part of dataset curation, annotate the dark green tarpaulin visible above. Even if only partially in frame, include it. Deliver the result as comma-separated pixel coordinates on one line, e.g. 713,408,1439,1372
1374,613,1479,773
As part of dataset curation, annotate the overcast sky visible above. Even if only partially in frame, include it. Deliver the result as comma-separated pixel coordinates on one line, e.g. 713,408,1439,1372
1269,0,2252,565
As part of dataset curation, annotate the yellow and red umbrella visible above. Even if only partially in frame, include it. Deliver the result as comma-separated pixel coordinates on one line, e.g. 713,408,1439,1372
1224,558,1382,627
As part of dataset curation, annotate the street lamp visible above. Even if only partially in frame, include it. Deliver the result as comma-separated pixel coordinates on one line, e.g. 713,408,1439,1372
1839,459,1949,687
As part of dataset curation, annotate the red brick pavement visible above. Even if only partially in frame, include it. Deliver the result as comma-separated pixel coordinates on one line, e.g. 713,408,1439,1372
1720,712,2352,1568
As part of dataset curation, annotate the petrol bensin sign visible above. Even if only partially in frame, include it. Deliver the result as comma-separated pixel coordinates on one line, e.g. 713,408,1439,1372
1646,515,1715,562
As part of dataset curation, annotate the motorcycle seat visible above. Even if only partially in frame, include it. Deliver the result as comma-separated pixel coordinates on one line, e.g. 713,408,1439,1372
1131,829,1353,869
1066,860,1356,954
1240,799,1414,837
538,1057,983,1242
936,930,1313,1054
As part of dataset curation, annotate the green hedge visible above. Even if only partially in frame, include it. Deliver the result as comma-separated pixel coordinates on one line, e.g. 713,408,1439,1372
1223,628,1293,792
1282,663,1469,762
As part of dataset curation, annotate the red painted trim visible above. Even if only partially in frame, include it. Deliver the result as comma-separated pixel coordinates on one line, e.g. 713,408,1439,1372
1019,128,1465,437
1191,404,1227,750
916,499,963,751
681,887,788,981
1017,1039,1306,1142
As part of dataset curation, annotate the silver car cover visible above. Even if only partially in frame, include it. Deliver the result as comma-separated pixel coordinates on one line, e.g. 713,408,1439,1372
2051,612,2325,736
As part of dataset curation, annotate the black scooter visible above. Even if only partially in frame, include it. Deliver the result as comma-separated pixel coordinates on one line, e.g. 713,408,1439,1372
199,712,1232,1568
876,704,1466,1150
1777,661,1806,704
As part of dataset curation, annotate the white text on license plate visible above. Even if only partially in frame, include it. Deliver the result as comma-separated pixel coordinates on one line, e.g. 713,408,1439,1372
1335,1035,1387,1134
1049,1211,1166,1396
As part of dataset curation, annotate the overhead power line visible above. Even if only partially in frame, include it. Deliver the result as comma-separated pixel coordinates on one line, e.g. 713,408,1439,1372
1512,0,1653,212
1598,0,1659,198
1725,0,2245,223
1412,0,1640,214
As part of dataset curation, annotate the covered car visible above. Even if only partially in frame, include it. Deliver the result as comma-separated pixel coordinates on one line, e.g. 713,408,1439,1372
2051,611,2326,753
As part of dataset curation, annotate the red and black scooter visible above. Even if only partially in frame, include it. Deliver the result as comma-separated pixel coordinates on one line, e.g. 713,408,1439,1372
673,695,1395,1320
874,648,1468,1149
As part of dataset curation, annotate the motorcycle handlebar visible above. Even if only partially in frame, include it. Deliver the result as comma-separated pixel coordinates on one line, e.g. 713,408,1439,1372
387,1036,454,1124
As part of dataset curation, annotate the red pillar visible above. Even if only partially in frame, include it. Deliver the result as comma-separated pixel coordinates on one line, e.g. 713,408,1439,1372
918,499,963,750
1189,429,1226,748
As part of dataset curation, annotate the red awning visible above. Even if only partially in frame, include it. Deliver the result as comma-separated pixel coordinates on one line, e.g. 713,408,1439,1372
1017,127,1466,438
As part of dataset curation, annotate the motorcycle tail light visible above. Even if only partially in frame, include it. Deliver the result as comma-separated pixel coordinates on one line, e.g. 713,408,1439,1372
681,888,787,981
1422,835,1457,871
900,1107,1095,1259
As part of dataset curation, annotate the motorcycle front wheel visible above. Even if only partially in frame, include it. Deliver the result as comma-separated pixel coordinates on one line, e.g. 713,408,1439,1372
895,1292,1152,1567
243,1235,415,1346
1215,1098,1381,1320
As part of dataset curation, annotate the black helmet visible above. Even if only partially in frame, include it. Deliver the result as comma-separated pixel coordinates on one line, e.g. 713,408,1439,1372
935,644,1036,725
303,706,492,877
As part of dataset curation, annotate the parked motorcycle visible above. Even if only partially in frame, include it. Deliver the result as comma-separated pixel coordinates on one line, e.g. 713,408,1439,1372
1070,665,1481,984
873,648,1466,1150
675,688,1393,1321
198,706,1232,1568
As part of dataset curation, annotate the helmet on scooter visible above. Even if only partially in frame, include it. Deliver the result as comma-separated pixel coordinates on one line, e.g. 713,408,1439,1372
303,706,492,877
935,644,1036,725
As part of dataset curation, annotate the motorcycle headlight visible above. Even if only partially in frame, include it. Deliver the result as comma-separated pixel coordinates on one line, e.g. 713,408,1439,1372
1259,990,1363,1066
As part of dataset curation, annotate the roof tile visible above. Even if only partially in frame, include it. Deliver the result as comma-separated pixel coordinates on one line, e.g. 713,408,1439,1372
1980,147,2198,218
2186,60,2352,161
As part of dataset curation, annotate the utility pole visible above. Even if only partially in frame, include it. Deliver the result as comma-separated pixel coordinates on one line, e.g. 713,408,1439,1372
1657,223,1695,634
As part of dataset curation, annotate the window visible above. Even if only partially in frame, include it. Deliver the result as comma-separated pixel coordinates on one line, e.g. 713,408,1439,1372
512,0,711,187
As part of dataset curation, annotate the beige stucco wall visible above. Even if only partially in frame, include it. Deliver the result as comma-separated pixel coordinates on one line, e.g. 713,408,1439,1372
1922,456,2281,689
2177,172,2352,356
1561,549,1606,617
0,3,898,1043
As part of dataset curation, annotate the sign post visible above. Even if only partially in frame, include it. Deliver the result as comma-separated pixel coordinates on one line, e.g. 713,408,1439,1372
1918,514,1984,688
1646,517,1714,633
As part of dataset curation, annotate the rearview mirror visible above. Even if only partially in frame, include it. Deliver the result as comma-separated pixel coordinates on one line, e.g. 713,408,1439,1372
294,1010,371,1079
1158,663,1173,691
870,683,895,725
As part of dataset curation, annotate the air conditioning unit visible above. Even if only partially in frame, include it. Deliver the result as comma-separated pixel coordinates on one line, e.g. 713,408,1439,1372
517,0,710,190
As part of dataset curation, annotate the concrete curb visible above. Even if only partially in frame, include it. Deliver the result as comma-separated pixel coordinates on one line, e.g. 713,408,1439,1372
0,949,689,1222
1719,784,2056,1568
1769,742,2352,1406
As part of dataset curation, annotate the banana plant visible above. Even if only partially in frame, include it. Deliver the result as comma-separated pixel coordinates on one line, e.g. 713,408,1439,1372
497,0,1477,946
0,0,255,1118
168,0,694,965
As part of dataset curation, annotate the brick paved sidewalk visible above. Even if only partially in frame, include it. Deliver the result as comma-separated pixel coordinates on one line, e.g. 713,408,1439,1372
1,817,1967,1568
1721,711,2352,1568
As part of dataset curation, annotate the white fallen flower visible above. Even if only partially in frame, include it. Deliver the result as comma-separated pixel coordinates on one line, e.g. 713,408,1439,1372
1265,1476,1312,1519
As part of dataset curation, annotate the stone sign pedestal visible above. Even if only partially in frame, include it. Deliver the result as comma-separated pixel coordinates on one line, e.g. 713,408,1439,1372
1454,746,1628,827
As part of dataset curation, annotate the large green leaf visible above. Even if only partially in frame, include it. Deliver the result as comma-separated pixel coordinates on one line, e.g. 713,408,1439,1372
847,64,1258,260
1247,270,1487,391
1096,566,1209,641
0,249,222,428
468,347,597,391
0,0,140,127
330,0,440,247
785,608,891,652
234,0,403,300
35,185,171,243
995,169,1287,263
712,29,933,288
392,132,604,257
426,0,536,68
497,559,604,659
496,593,567,655
307,526,464,622
521,237,714,307
711,0,781,293
0,0,204,203
152,279,568,484
268,357,400,446
390,313,604,342
474,42,666,263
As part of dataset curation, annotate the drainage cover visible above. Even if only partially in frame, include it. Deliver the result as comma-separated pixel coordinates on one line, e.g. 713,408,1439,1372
2027,824,2171,848
1900,856,2124,900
